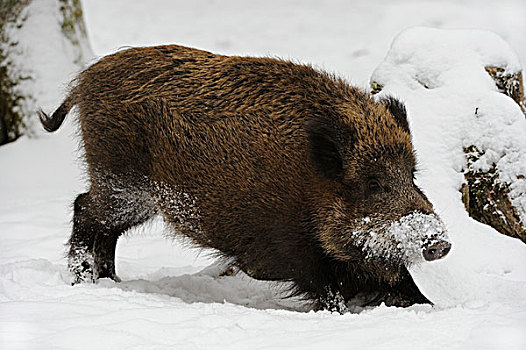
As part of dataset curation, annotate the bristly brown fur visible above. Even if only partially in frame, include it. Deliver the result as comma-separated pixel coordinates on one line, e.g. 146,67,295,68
41,45,434,312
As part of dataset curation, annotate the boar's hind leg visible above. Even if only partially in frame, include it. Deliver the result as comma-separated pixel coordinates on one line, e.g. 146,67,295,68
68,192,97,284
68,189,155,284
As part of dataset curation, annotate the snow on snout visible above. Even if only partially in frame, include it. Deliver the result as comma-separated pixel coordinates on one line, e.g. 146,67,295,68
389,212,450,264
357,212,450,265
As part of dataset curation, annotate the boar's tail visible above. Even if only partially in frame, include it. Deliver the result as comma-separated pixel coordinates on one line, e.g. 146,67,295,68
37,97,73,132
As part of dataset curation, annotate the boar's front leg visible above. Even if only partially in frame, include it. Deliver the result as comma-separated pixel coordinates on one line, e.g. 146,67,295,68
307,262,430,312
68,189,155,284
365,270,430,308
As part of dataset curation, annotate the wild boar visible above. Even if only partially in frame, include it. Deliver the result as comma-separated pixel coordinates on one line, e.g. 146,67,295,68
39,45,451,312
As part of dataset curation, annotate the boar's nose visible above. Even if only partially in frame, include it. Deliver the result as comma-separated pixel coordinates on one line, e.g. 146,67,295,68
422,241,451,261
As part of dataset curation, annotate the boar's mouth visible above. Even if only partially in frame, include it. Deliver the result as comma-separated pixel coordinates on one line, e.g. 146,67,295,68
353,212,451,266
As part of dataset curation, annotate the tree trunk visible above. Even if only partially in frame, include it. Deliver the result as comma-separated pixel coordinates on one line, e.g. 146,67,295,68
0,0,92,146
0,0,30,145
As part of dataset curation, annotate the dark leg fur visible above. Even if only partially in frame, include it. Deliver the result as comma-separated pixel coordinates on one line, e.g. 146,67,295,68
304,261,429,313
365,271,430,308
68,193,96,283
93,230,122,281
68,189,155,284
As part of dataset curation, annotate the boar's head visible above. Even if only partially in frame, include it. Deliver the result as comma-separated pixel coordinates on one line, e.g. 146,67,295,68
307,96,451,280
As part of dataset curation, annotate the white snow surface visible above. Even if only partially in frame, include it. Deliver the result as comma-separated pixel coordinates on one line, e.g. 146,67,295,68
2,1,526,349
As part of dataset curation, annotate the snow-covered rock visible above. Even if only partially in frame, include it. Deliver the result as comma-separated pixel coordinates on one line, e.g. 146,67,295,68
371,27,526,306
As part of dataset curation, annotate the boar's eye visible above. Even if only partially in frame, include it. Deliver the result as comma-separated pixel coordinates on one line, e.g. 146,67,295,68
367,178,383,192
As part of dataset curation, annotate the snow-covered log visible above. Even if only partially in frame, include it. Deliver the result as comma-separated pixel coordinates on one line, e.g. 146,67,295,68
371,27,526,244
485,66,525,116
0,0,92,146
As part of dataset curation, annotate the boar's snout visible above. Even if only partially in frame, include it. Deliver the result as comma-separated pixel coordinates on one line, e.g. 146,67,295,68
422,241,451,261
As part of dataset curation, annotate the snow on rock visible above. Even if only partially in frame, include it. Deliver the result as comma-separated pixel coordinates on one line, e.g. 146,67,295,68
371,27,526,307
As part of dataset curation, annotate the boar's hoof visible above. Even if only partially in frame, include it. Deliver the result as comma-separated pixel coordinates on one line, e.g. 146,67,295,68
69,260,94,285
318,287,349,314
422,241,451,261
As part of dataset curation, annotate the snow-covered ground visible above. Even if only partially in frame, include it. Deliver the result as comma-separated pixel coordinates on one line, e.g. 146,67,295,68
2,1,526,349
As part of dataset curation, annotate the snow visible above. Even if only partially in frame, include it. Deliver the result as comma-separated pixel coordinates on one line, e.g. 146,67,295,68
2,0,526,349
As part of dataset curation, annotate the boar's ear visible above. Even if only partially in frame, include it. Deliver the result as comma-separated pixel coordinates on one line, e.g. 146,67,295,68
306,118,354,181
381,96,410,133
